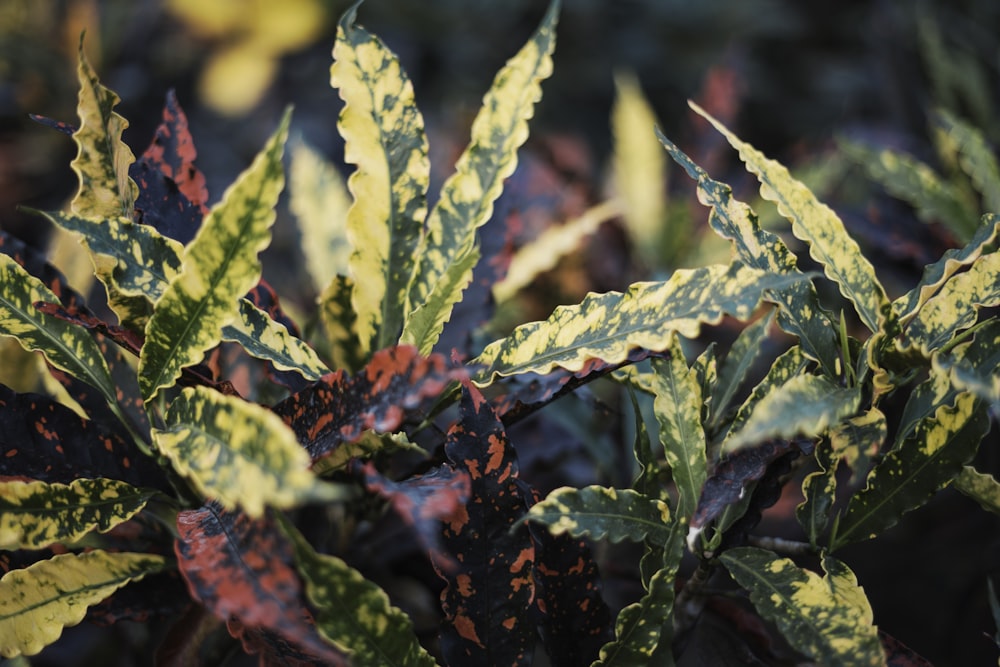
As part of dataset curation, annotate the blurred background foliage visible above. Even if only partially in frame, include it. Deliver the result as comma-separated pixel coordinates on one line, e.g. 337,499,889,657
2,1,1000,665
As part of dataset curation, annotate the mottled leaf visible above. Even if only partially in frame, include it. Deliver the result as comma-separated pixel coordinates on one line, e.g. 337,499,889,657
725,345,808,440
277,514,437,667
153,386,340,518
69,41,137,220
402,0,559,354
139,109,291,401
828,408,886,488
723,374,859,453
0,478,155,550
435,384,535,666
0,550,165,658
174,504,343,664
796,442,838,548
228,299,329,382
526,485,671,545
833,391,989,548
274,346,463,463
0,230,87,313
331,4,429,355
953,466,1000,515
660,132,838,374
937,110,1000,220
709,311,773,430
932,316,1000,405
720,548,885,666
475,262,797,382
318,274,365,374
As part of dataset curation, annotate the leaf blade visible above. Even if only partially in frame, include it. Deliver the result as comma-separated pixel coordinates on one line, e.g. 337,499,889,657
526,485,672,544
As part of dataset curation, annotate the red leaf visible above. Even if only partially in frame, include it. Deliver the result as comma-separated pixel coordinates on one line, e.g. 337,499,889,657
174,503,343,665
273,346,465,464
29,113,76,136
435,383,536,666
880,630,935,667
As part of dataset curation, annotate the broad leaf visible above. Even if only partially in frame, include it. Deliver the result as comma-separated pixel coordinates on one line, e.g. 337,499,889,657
953,466,1000,515
656,132,839,375
0,550,165,658
139,109,291,401
526,485,672,544
278,514,437,667
833,391,989,548
475,262,797,382
331,3,430,355
725,345,808,440
175,504,344,664
0,478,155,550
153,386,339,518
723,374,859,453
691,103,889,333
932,316,1000,405
720,548,885,666
69,42,137,220
401,0,559,354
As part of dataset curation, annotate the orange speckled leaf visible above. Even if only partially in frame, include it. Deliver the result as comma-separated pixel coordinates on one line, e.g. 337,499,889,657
434,383,536,666
174,503,343,664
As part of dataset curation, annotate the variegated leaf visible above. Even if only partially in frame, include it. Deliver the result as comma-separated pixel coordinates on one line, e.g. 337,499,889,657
278,515,437,667
0,550,165,658
720,548,885,666
318,274,364,373
725,345,808,441
153,386,341,517
691,103,889,333
593,563,676,666
227,300,328,380
331,4,430,355
475,262,799,382
709,310,774,430
69,42,137,220
932,318,1000,407
659,131,839,375
289,139,352,294
401,0,559,354
828,408,886,487
526,485,672,545
0,478,155,550
796,442,838,548
139,109,291,401
953,466,1000,515
936,109,1000,217
833,391,989,548
723,374,859,453
649,337,706,520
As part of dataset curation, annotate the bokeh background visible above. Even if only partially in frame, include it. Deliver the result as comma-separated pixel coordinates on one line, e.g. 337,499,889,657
1,1,999,665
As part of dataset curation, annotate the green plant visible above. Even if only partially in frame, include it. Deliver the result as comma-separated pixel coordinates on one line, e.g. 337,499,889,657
1,2,999,666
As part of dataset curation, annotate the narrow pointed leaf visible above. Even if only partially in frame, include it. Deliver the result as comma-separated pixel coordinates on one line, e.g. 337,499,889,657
139,109,291,401
937,109,1000,216
402,0,559,353
720,548,885,666
331,4,430,354
475,263,798,382
227,300,329,380
828,408,886,488
278,515,437,667
952,466,1000,515
658,132,838,375
153,386,338,517
318,274,364,373
649,337,706,520
726,345,808,439
0,478,155,550
289,139,352,294
526,485,672,544
833,391,989,548
796,443,838,547
710,311,773,430
69,43,137,219
692,103,889,333
0,550,165,658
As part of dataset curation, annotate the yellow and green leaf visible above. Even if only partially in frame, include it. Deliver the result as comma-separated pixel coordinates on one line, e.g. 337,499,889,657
708,310,773,431
330,3,430,355
725,345,808,440
318,274,364,373
152,386,341,518
401,0,559,353
832,391,989,549
288,138,352,295
952,466,1000,515
723,374,859,453
936,109,1000,217
796,442,838,548
0,478,155,550
932,317,1000,406
139,109,291,402
228,300,329,380
720,548,885,666
279,515,437,667
691,103,890,334
659,130,839,375
69,42,138,220
0,550,166,658
526,485,673,545
828,408,886,487
474,262,798,383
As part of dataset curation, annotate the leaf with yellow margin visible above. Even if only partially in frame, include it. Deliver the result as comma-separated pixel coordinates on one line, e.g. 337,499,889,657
317,274,364,373
932,317,1000,406
720,548,885,666
69,41,137,220
138,109,291,401
953,466,1000,515
691,103,890,334
526,485,673,545
474,262,801,383
401,0,559,354
0,478,155,550
0,550,166,658
152,386,343,518
936,110,1000,218
331,3,430,355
